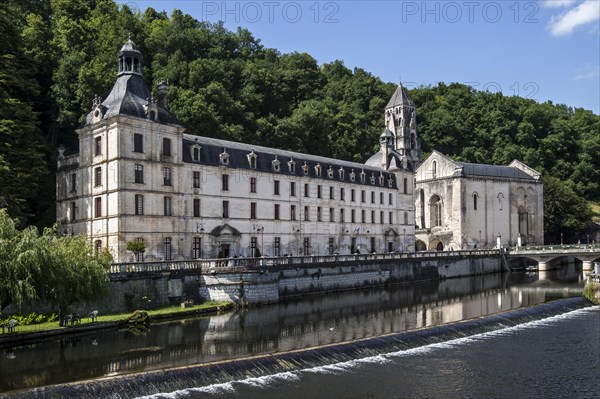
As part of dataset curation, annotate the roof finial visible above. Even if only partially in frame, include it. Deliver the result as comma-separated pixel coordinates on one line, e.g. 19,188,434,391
128,32,132,40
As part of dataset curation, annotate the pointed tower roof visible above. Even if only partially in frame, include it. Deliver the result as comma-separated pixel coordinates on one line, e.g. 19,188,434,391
80,39,180,128
385,85,415,109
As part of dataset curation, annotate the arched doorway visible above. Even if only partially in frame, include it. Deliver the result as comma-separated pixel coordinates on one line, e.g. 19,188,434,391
415,240,427,251
429,238,443,251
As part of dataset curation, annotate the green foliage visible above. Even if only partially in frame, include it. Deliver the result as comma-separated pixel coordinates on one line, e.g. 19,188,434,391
583,281,600,305
126,240,145,254
0,312,58,326
0,209,110,312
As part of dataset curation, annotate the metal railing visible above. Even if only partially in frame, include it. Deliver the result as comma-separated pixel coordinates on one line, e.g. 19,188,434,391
509,244,600,253
109,249,500,276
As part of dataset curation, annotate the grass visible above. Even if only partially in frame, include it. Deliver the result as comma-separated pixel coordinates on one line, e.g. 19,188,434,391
2,301,231,335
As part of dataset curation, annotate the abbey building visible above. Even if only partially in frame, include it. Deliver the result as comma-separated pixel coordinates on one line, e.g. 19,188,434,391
56,40,543,262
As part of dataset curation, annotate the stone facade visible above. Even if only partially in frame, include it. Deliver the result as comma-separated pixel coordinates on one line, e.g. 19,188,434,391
414,151,544,250
56,40,417,262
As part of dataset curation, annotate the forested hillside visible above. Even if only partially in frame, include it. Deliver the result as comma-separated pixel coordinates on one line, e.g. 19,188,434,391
1,0,598,243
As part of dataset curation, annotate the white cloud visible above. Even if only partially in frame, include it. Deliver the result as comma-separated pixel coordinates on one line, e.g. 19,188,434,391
549,0,600,36
573,65,600,80
543,0,577,8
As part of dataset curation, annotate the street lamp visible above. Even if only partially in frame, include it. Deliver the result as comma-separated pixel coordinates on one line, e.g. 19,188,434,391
561,232,563,246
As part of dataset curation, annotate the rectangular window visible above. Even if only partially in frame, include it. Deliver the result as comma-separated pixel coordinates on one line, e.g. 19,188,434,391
250,177,257,193
134,164,144,184
193,237,201,259
340,187,345,201
162,138,172,156
304,183,309,197
380,211,384,224
340,208,345,222
317,185,322,198
94,167,102,187
94,197,102,218
193,171,200,188
351,209,356,223
222,174,229,191
371,191,375,203
290,205,296,221
361,210,366,223
164,237,172,260
351,189,355,202
361,190,365,203
389,212,393,224
70,201,76,221
133,133,143,153
223,200,229,218
328,237,335,255
403,178,408,194
317,206,322,222
94,136,102,156
329,186,334,200
70,173,76,193
164,196,172,216
193,198,200,217
389,193,393,205
135,194,144,215
274,204,280,220
380,192,384,204
251,202,257,219
304,206,309,221
329,208,334,222
303,237,310,255
135,238,144,262
274,180,280,195
163,167,172,186
250,237,258,256
290,181,296,196
371,237,376,253
371,210,375,224
274,237,281,257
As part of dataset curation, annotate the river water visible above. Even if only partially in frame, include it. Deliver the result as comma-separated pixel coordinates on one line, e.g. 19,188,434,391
1,267,598,398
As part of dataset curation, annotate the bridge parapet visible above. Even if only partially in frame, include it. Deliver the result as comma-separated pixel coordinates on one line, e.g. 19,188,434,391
507,245,600,271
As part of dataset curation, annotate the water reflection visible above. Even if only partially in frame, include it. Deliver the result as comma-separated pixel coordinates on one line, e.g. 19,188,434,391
0,268,584,393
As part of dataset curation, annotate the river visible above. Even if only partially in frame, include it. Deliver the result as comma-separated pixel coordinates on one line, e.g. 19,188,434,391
1,266,598,398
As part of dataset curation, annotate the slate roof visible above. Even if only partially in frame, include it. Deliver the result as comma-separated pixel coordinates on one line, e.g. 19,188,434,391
80,74,180,128
456,162,536,180
386,85,415,109
182,134,398,189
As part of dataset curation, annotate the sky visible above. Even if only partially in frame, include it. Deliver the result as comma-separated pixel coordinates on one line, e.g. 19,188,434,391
119,0,600,114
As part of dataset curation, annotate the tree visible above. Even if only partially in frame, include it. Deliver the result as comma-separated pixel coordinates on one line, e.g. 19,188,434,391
0,210,110,320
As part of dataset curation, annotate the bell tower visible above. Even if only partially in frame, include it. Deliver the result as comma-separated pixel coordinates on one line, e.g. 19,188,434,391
384,85,422,170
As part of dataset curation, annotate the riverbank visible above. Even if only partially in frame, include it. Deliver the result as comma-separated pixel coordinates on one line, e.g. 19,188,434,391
0,301,233,349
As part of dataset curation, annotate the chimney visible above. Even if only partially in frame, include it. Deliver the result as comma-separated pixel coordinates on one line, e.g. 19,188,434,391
157,80,169,109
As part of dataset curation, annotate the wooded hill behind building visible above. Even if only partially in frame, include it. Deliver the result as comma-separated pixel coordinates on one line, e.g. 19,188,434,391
1,0,598,245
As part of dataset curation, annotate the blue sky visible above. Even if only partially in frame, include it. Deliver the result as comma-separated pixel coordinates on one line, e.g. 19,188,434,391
120,1,600,114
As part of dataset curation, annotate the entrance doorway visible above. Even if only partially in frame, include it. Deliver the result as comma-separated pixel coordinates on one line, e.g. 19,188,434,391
220,243,230,258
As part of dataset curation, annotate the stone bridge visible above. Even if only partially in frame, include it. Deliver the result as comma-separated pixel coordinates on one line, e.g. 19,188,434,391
506,245,600,271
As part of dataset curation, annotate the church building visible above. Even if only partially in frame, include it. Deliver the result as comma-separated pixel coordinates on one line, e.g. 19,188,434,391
56,40,418,262
414,151,544,250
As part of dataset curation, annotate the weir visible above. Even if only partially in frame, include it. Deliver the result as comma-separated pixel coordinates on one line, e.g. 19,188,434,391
2,297,591,399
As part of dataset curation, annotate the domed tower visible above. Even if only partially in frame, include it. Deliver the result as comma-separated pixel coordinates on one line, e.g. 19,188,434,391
118,37,143,76
384,85,422,171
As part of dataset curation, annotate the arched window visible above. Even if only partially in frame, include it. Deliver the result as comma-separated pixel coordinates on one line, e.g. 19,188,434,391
518,206,528,236
432,160,437,179
429,195,442,227
473,192,478,210
403,211,409,225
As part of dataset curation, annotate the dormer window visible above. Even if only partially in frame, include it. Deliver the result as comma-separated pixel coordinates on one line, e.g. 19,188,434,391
360,170,366,183
314,164,322,177
302,162,309,176
190,145,201,162
327,166,334,179
350,169,356,182
379,173,385,186
338,167,345,180
388,175,394,188
370,173,376,185
220,149,230,166
247,151,257,169
272,156,281,172
288,158,296,173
